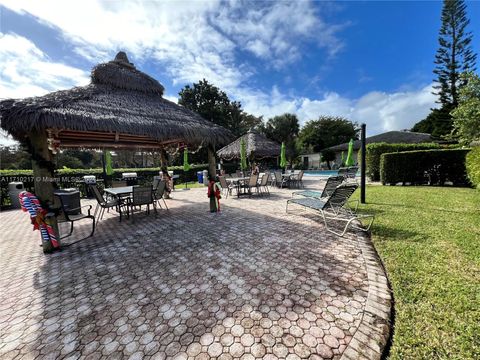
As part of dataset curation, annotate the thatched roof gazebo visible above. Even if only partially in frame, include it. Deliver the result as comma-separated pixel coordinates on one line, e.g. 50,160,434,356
216,129,281,161
0,52,232,251
0,52,232,150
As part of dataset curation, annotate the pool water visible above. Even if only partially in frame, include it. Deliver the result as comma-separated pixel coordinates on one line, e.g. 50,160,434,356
304,170,340,177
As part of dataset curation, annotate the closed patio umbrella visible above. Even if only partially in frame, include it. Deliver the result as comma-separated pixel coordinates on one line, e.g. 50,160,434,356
183,147,191,190
345,139,355,166
280,142,287,169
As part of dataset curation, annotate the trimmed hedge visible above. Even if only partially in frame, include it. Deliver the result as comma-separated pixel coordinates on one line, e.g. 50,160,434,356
0,164,208,207
466,146,480,189
366,142,440,181
380,149,470,186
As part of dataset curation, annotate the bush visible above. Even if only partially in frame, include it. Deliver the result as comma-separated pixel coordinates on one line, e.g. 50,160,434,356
380,149,470,186
366,142,440,181
466,146,480,189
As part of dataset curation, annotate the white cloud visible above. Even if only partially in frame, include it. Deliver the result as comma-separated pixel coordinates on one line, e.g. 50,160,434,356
238,84,437,136
1,0,345,91
0,32,89,99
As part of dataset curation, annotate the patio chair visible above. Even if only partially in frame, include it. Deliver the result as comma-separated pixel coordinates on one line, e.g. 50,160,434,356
235,170,243,177
241,174,259,196
257,173,270,196
91,185,125,221
345,166,359,183
274,170,289,188
153,180,169,210
152,177,161,192
290,170,304,188
127,186,156,221
218,176,233,199
55,193,95,239
292,175,344,200
286,184,374,237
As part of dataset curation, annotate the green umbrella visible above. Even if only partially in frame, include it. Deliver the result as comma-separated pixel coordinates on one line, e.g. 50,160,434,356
183,148,191,189
341,151,345,166
240,138,248,172
280,142,287,169
345,139,355,166
105,150,114,176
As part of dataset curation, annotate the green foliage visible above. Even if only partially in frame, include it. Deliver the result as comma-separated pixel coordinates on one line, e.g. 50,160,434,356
366,142,440,181
451,72,480,145
0,145,32,169
433,0,477,108
380,149,470,186
411,105,455,137
352,186,480,359
261,113,300,164
178,79,262,137
466,146,480,188
299,116,358,152
320,149,335,170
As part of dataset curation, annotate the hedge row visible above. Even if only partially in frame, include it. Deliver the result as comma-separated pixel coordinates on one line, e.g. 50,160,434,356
380,149,470,186
0,164,208,208
466,146,480,189
366,142,440,181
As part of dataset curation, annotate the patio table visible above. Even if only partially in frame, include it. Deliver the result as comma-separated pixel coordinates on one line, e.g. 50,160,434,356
103,186,133,221
226,177,250,197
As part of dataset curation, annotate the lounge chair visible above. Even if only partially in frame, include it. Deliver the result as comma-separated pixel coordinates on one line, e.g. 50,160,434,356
286,184,374,237
292,175,344,199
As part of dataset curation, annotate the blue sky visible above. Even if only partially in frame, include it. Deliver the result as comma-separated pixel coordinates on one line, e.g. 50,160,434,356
1,0,479,145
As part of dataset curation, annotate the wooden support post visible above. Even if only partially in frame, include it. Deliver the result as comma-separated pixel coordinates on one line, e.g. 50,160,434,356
160,148,168,172
207,145,216,179
29,130,60,253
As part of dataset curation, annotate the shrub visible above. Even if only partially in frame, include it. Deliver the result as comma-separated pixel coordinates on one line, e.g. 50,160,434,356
366,142,440,181
380,149,470,186
466,146,480,189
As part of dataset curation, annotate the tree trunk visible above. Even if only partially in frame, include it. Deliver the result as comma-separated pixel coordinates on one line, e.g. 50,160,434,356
29,130,60,253
207,145,216,179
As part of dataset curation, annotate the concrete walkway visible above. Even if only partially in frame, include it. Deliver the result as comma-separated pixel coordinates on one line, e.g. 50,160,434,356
0,181,391,359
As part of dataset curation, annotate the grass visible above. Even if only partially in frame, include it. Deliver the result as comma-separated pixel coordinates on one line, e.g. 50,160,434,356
353,186,480,360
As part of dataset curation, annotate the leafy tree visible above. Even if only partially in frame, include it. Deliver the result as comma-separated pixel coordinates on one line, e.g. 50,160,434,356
299,116,358,152
411,105,455,138
451,72,480,145
321,149,336,170
178,79,262,137
413,0,477,137
261,113,300,165
0,145,32,169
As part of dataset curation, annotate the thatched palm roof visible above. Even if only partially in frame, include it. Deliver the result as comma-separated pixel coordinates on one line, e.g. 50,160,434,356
0,52,232,149
322,131,435,152
217,129,281,160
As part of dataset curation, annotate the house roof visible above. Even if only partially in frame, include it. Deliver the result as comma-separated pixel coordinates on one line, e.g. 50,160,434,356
0,52,233,149
216,129,281,160
322,131,434,152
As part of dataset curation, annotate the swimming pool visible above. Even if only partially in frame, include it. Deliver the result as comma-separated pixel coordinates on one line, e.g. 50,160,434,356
304,170,360,177
304,170,340,177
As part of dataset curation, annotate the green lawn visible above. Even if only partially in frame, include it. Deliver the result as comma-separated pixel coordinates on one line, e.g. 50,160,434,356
174,181,206,189
353,186,480,360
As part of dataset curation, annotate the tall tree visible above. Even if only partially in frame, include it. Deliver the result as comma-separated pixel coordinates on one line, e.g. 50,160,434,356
261,113,300,164
178,79,262,137
451,72,480,145
299,116,358,153
413,0,476,137
433,0,476,108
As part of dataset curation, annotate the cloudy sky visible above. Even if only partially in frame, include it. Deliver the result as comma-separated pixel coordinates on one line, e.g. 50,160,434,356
1,0,479,145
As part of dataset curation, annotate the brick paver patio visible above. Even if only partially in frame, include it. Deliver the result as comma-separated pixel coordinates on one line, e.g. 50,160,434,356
0,180,391,359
